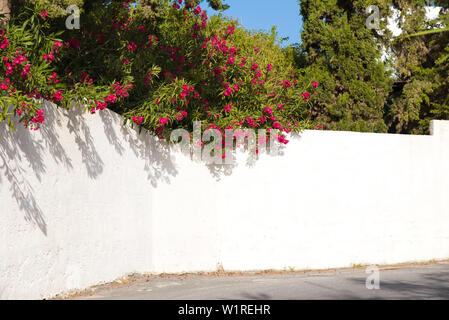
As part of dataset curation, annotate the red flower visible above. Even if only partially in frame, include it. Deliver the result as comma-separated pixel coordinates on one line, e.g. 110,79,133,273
127,42,137,51
263,107,273,115
43,53,55,63
159,117,169,126
52,90,63,102
67,38,80,50
0,37,8,49
95,101,108,110
283,81,292,88
132,116,144,125
193,6,202,15
223,104,232,113
105,94,117,104
223,87,232,97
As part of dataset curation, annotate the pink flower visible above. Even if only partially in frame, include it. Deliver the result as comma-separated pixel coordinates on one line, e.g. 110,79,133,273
277,134,289,145
52,41,62,54
95,101,108,110
273,122,281,129
159,117,169,126
0,37,9,49
43,52,55,63
227,25,236,36
283,80,292,88
48,72,59,84
313,81,318,88
52,90,63,102
67,38,79,50
5,62,14,75
223,104,232,113
267,64,272,72
105,94,117,104
302,92,310,99
193,6,202,15
223,87,232,97
263,107,273,115
127,42,137,51
30,109,45,125
132,116,144,125
40,10,48,18
13,55,27,66
81,73,89,83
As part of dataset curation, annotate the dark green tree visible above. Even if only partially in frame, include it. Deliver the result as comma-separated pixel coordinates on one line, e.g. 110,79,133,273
387,0,449,134
298,0,393,132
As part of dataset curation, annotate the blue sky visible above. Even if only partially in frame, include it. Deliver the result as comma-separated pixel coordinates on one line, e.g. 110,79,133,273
201,0,303,46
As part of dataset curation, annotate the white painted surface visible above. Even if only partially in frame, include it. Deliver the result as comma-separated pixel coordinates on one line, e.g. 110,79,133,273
1,103,449,299
387,6,442,37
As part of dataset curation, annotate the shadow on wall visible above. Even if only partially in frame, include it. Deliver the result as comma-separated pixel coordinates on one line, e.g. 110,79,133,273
98,109,178,188
0,102,290,234
0,117,48,235
0,103,82,235
0,103,179,235
66,105,104,179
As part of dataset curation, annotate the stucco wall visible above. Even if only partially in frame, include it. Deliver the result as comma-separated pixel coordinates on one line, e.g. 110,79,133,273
1,103,449,299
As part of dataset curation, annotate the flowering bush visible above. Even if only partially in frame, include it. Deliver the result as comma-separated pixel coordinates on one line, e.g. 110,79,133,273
0,4,111,130
1,0,318,149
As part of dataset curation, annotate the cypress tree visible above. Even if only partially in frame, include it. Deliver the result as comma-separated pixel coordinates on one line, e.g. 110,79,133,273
387,0,449,134
299,0,393,132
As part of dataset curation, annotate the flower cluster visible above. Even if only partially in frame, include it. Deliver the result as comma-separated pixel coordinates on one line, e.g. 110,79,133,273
1,0,319,155
25,109,45,131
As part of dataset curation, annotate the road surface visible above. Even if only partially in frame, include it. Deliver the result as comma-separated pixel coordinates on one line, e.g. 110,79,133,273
69,262,449,300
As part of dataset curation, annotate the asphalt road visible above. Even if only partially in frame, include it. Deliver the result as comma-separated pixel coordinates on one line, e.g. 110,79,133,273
72,262,449,300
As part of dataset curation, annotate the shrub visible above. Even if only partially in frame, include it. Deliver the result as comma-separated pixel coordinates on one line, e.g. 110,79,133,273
1,0,317,149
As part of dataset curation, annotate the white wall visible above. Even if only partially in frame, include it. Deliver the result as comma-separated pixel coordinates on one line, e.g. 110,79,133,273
1,103,449,299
